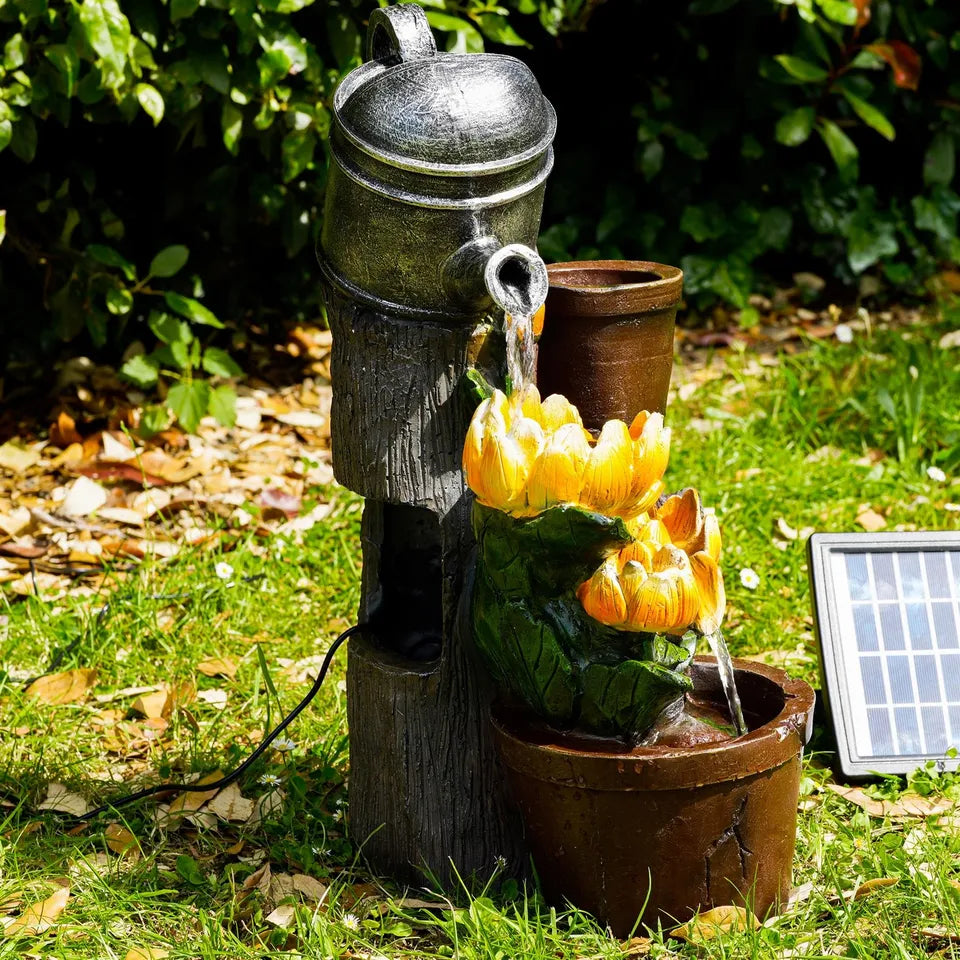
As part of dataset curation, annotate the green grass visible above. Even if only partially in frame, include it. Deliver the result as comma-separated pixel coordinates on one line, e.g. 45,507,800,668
2,305,960,957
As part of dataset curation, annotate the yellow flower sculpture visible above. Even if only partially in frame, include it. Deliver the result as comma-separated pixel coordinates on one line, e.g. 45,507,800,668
577,488,726,635
462,386,670,519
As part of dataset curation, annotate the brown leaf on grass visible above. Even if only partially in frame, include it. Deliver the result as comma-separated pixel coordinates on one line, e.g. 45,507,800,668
826,784,957,817
671,905,759,942
50,412,83,448
390,897,449,911
166,770,225,818
3,886,70,937
37,783,90,817
197,657,238,680
26,668,97,705
853,877,899,899
0,441,42,473
131,689,172,720
245,789,285,827
205,782,254,823
920,927,960,945
0,540,48,559
105,823,139,858
265,903,297,928
59,476,108,517
856,508,887,532
292,874,329,903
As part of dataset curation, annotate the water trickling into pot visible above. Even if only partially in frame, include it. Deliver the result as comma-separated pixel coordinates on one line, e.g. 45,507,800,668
705,628,748,736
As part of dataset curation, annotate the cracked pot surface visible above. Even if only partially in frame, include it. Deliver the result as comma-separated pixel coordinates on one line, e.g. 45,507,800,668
492,657,815,935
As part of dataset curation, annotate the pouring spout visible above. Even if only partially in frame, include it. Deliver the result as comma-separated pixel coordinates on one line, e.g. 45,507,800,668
484,244,549,319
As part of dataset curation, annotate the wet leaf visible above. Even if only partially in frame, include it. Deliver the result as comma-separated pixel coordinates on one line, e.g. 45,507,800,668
26,668,97,705
867,41,921,90
4,886,70,937
672,905,759,942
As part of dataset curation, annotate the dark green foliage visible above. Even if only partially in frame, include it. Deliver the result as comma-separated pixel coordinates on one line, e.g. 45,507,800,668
470,501,694,742
537,0,960,319
1,0,957,369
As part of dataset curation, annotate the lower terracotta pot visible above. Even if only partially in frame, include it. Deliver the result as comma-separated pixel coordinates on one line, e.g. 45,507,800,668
491,656,815,937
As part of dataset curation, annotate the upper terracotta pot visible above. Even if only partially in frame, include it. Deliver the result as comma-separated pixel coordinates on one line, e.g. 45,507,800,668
536,260,682,431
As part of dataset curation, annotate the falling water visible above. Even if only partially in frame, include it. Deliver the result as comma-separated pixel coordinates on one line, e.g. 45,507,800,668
504,311,535,396
705,627,748,737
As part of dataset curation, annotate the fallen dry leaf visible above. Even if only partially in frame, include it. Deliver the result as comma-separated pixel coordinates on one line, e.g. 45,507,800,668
856,508,887,532
671,905,759,942
59,476,108,518
292,874,328,903
265,903,297,928
26,668,97,705
50,412,83,448
391,896,449,910
0,441,42,474
4,885,70,937
196,688,228,709
826,784,957,817
37,782,90,817
920,926,960,945
246,789,285,827
196,657,238,680
853,876,899,899
105,823,139,858
205,782,254,823
166,770,224,818
273,410,325,429
131,689,172,720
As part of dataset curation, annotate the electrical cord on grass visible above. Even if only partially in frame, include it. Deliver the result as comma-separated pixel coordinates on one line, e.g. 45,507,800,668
55,622,363,824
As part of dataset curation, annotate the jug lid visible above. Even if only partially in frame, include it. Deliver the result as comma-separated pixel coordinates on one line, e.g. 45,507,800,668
334,4,556,176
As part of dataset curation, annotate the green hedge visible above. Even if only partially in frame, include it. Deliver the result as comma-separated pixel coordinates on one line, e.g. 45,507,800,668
1,0,957,370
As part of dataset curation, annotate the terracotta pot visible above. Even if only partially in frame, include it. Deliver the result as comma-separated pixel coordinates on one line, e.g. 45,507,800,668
536,261,682,431
491,657,815,936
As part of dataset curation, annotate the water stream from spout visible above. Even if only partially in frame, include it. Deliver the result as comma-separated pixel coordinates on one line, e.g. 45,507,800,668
504,311,535,395
704,628,748,737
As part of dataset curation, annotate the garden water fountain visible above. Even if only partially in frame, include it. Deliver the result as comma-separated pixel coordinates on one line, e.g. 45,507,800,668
319,3,814,934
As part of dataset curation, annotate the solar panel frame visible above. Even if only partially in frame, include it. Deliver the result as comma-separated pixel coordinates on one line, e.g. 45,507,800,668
807,530,960,777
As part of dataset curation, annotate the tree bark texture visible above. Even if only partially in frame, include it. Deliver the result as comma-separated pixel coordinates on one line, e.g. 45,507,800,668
325,283,525,884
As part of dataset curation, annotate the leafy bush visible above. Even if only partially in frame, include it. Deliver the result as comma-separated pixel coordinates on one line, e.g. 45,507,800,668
1,0,957,384
538,0,960,320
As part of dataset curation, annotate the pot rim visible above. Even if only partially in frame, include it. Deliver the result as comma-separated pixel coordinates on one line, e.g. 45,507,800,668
491,656,816,791
546,260,683,317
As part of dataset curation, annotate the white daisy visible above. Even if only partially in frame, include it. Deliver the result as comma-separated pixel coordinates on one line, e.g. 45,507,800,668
342,913,360,931
739,567,760,590
834,324,854,344
215,561,234,580
927,466,947,483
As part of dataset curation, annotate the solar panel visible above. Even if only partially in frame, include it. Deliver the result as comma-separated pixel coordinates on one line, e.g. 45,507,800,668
808,531,960,777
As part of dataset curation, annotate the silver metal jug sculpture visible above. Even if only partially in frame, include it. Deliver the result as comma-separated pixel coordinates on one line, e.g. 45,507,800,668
318,3,555,881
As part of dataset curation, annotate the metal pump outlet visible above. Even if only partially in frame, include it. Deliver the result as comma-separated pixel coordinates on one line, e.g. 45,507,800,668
317,3,555,881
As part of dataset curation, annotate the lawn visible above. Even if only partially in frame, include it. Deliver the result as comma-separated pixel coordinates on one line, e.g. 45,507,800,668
1,303,960,958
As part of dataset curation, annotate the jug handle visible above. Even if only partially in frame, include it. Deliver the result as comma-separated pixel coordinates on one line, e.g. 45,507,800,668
366,5,437,66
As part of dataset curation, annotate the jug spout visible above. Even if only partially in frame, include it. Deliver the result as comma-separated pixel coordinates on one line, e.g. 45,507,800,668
484,244,549,319
442,237,548,318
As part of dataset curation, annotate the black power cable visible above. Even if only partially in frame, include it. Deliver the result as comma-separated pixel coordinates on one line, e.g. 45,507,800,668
61,622,363,823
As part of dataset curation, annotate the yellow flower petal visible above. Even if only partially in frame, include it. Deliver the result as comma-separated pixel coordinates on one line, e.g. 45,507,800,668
512,384,543,423
629,412,670,512
526,422,590,511
463,392,508,506
539,394,583,432
655,487,702,553
577,559,628,627
691,551,726,635
623,545,699,634
700,513,723,562
579,419,634,514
